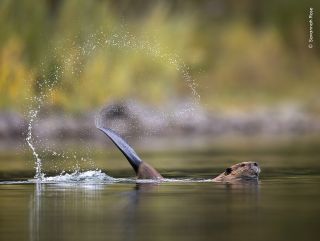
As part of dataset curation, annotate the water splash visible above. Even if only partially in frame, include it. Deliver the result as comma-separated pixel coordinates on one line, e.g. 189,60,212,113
38,172,213,184
26,69,60,179
0,169,214,185
26,30,201,179
104,31,201,117
103,33,200,111
41,170,115,183
26,93,47,180
26,108,42,180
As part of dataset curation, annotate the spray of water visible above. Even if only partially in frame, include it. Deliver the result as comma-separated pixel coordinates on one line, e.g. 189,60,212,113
26,107,42,180
26,30,201,180
26,67,60,179
104,31,201,115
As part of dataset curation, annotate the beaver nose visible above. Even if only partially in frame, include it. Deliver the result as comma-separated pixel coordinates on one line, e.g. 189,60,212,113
252,162,261,175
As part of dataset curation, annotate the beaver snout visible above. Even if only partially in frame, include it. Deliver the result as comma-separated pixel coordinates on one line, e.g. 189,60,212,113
251,162,261,175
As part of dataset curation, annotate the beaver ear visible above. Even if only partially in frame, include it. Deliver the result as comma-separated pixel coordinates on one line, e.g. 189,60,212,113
225,167,232,175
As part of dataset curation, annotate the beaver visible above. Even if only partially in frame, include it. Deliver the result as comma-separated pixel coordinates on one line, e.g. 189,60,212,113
98,127,260,182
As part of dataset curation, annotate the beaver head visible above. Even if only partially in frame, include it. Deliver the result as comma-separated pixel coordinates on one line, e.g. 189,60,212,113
213,161,261,182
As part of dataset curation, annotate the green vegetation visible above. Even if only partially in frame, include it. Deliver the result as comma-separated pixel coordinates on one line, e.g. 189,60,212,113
0,0,320,112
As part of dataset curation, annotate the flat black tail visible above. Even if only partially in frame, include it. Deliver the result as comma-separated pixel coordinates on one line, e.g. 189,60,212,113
97,127,142,173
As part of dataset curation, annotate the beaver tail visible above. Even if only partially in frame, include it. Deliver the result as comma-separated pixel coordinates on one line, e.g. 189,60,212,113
97,127,142,173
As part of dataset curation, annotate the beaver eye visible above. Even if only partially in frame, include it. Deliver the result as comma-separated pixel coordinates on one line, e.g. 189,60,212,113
253,162,258,166
225,168,232,175
240,163,245,167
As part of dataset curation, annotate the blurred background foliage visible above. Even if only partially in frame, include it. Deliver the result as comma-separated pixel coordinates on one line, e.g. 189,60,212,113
0,0,320,113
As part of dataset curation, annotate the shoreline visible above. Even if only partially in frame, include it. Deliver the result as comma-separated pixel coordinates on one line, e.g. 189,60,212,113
1,101,320,150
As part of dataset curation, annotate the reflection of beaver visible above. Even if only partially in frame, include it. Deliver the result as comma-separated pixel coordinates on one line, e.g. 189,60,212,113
98,127,261,182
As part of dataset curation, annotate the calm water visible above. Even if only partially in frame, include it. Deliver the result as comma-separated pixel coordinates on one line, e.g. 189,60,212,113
1,156,320,241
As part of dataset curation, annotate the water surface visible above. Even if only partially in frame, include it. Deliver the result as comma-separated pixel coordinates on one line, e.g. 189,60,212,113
1,161,320,241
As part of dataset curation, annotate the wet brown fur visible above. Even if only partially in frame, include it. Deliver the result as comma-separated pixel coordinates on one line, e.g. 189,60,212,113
136,161,260,182
137,162,163,179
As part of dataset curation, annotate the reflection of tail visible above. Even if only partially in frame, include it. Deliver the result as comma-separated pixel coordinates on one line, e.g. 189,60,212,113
98,127,162,179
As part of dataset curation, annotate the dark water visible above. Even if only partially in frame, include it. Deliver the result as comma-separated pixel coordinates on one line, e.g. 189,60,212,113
1,164,320,241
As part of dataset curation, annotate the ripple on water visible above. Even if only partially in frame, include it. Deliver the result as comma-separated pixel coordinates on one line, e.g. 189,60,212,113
0,170,216,185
